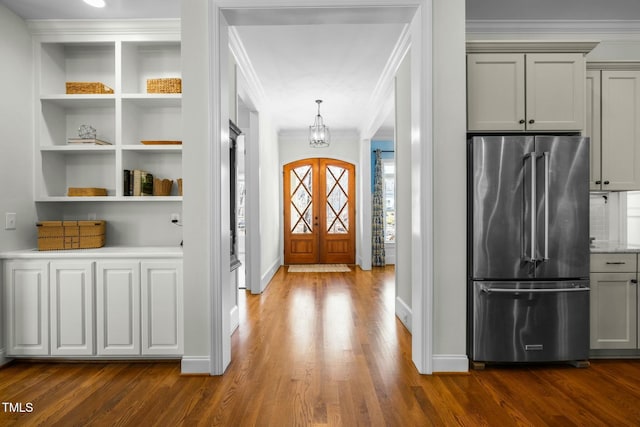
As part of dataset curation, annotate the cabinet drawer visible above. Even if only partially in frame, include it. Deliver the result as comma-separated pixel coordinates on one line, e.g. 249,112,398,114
591,253,637,272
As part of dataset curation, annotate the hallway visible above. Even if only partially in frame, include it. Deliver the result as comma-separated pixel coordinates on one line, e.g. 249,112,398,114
1,266,639,425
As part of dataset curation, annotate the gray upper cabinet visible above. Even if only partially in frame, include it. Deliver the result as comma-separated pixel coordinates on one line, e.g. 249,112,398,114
587,64,640,191
467,53,586,132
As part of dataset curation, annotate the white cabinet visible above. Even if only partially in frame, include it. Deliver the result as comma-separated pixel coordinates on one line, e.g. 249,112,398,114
2,252,182,359
4,261,49,356
467,53,585,132
586,65,640,191
590,254,638,350
96,261,141,356
49,261,94,356
141,261,183,356
33,34,182,201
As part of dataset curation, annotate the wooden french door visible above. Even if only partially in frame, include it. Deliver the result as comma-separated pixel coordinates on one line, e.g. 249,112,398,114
284,158,356,264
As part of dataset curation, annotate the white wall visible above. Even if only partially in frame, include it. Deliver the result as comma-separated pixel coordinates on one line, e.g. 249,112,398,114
394,52,412,328
0,4,35,367
0,5,36,253
258,115,281,289
431,0,468,369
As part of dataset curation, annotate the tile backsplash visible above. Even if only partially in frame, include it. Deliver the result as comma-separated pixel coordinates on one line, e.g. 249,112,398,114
590,194,609,241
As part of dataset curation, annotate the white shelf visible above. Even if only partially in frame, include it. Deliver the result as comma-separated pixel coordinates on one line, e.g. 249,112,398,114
36,196,183,202
35,37,182,202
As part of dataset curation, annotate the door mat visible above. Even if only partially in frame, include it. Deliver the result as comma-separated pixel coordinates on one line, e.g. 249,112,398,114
287,264,351,273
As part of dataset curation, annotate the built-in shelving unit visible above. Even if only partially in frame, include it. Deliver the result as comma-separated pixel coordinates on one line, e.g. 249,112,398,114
34,32,182,202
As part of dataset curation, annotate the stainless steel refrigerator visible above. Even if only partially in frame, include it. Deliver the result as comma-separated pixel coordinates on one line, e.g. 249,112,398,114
468,135,590,365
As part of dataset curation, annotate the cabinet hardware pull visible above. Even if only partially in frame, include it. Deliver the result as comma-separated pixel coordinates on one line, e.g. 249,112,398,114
604,180,610,185
631,279,638,284
519,119,525,124
605,262,625,265
529,119,535,124
595,180,602,184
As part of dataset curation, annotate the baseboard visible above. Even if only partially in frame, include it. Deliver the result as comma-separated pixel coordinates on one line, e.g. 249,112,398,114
395,296,412,333
229,305,239,335
180,356,211,375
432,354,469,373
259,258,280,294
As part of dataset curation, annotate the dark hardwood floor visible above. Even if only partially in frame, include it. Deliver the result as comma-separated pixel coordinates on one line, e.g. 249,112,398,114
1,265,639,426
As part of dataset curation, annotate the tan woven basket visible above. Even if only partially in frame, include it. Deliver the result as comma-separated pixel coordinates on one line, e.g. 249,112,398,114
177,178,183,196
147,78,182,93
68,187,108,197
153,178,173,196
66,82,114,94
37,220,106,250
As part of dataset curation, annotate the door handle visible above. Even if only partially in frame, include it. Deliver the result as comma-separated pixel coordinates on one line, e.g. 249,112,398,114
524,153,537,263
541,152,549,262
482,286,589,294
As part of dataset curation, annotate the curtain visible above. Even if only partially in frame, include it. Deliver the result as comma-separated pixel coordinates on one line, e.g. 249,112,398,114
372,149,386,266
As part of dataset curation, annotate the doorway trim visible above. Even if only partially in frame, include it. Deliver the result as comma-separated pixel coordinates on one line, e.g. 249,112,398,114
184,0,433,375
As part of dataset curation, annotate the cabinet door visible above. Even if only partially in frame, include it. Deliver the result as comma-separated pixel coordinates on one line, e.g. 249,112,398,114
590,272,638,350
525,53,585,131
467,53,526,131
586,70,602,190
50,261,94,356
4,261,49,356
96,261,141,356
141,261,183,356
601,70,640,191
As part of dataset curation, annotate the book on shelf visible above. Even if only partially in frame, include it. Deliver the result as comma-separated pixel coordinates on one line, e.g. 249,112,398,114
123,170,131,196
130,169,154,196
67,138,112,145
141,172,154,196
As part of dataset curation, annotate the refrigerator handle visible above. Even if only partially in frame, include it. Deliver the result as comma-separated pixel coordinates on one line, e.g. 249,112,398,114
524,153,537,263
542,152,550,262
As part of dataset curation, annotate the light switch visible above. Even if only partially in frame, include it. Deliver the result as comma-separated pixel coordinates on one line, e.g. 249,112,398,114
5,212,16,230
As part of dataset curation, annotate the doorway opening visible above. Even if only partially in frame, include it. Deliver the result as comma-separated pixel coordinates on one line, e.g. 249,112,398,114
284,158,356,265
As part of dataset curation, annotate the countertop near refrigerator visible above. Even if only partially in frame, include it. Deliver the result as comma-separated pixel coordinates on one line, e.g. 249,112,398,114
590,242,640,253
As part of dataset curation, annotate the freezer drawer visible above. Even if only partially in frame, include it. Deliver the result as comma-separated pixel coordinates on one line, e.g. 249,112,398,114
472,281,589,363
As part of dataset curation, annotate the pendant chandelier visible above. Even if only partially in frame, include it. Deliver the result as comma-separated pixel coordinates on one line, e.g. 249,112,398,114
309,99,330,148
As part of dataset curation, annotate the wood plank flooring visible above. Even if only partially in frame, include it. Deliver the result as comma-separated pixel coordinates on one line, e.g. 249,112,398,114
1,265,639,426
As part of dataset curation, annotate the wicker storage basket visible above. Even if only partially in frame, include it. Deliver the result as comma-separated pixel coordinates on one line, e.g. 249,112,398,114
68,187,108,197
37,220,106,251
66,82,114,94
153,178,173,196
146,78,182,93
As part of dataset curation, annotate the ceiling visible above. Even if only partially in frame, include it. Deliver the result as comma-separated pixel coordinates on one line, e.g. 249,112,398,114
2,0,640,135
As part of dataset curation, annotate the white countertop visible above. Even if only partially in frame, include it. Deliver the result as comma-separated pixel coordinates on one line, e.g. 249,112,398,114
0,246,183,259
590,241,640,253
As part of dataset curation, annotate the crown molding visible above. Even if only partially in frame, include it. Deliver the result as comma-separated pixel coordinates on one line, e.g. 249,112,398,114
587,61,640,71
229,27,268,114
26,19,180,37
360,24,410,139
466,19,640,35
466,40,599,54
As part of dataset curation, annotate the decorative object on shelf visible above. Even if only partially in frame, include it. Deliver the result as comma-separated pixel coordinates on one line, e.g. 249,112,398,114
153,178,174,196
78,124,97,139
178,178,183,196
309,99,330,148
36,220,106,250
66,82,113,94
140,140,182,145
67,187,108,197
67,137,111,145
146,78,182,93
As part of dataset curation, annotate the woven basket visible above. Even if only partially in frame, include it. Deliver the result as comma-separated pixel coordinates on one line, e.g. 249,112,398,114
147,78,182,93
177,178,183,196
68,187,108,197
37,220,106,250
66,82,114,94
153,178,173,196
